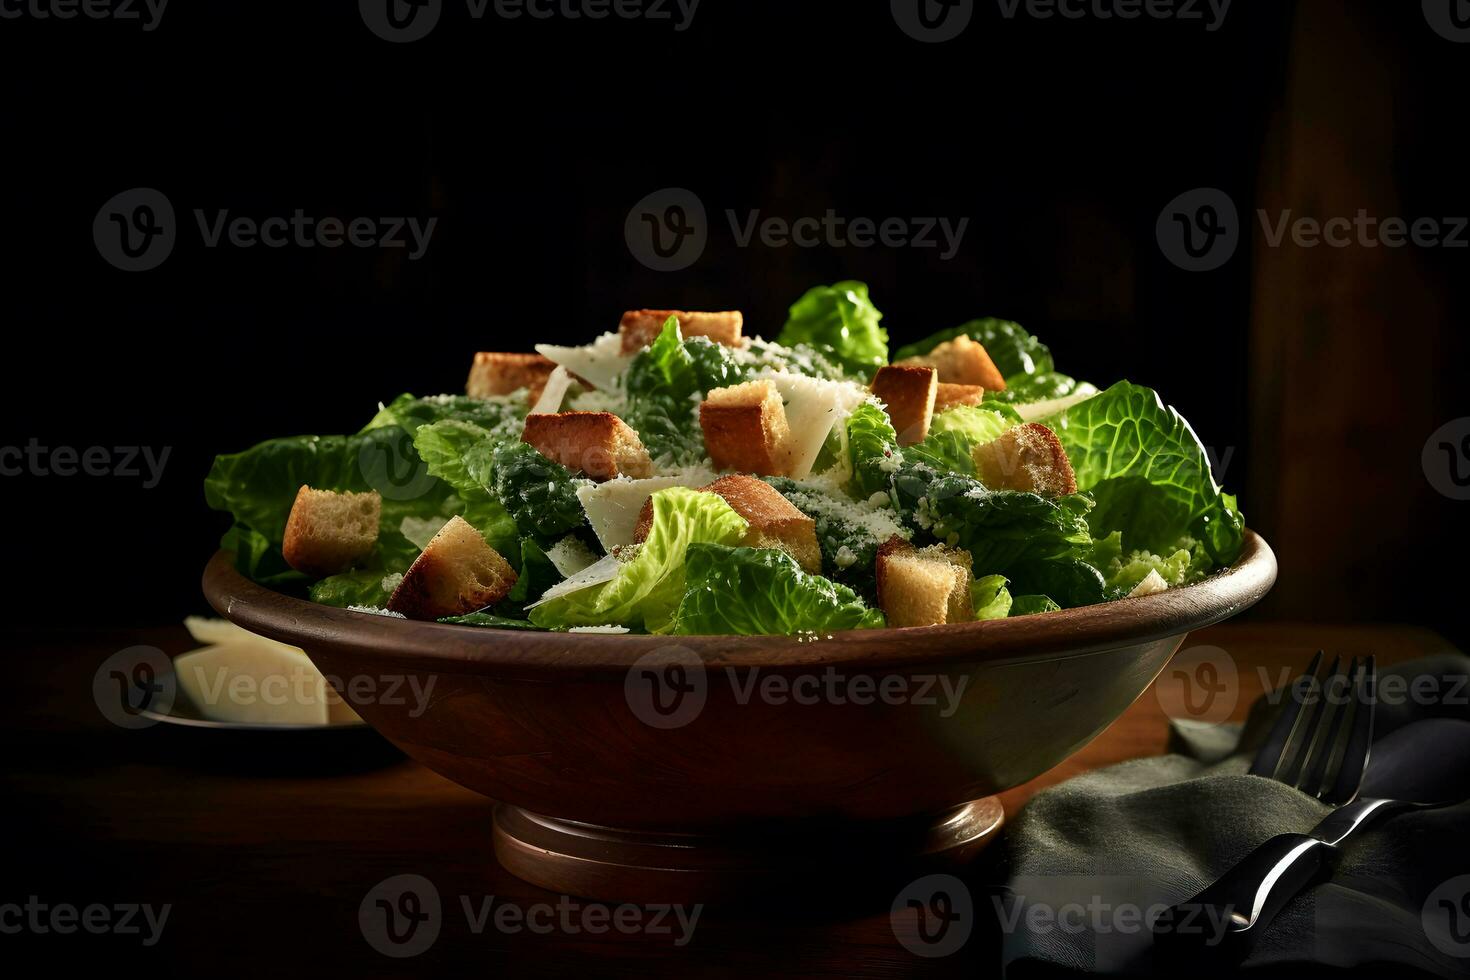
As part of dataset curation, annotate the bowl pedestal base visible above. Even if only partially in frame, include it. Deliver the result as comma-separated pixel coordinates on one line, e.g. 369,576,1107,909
492,798,1005,905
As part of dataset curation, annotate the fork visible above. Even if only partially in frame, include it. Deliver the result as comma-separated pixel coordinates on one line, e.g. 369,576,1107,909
1153,651,1378,955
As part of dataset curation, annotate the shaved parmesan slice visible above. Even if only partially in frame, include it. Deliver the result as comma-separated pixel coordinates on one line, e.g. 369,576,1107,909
568,625,631,634
529,365,575,415
525,553,622,610
545,535,600,577
536,331,633,392
1016,386,1099,422
575,467,716,550
761,374,869,479
1128,569,1169,598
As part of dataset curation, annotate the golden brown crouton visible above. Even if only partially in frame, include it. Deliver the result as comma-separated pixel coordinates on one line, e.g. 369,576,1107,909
698,380,791,476
619,310,744,352
934,383,987,412
875,538,975,628
898,336,1007,390
870,365,939,446
466,352,559,402
632,474,821,573
387,516,517,620
971,422,1078,495
281,486,381,577
522,412,654,481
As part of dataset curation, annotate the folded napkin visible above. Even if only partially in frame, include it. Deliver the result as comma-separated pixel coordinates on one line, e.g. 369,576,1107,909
997,652,1470,978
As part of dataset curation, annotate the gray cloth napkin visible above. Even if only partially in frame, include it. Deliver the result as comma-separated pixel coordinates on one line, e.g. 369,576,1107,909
997,653,1470,978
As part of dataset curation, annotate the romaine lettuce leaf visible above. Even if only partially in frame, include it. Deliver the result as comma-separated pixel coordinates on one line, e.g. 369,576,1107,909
776,281,888,377
410,420,520,556
674,544,884,635
363,392,526,439
846,402,904,498
985,372,1093,405
892,318,1052,380
764,476,911,599
971,574,1013,620
489,441,588,541
1009,595,1062,616
1004,557,1112,609
906,405,1014,475
1045,381,1244,566
739,338,856,382
623,317,707,466
529,487,748,633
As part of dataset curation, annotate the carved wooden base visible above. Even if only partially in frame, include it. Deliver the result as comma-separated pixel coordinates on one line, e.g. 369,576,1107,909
492,798,1005,905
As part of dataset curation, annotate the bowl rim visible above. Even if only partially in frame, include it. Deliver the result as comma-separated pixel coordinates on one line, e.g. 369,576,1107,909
202,530,1275,675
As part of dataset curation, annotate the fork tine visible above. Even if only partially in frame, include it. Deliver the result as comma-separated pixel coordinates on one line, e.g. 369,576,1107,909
1323,656,1377,806
1278,653,1339,786
1299,657,1357,798
1249,650,1323,779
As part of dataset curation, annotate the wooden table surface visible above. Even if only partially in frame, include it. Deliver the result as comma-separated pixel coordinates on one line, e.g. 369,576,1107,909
2,622,1455,977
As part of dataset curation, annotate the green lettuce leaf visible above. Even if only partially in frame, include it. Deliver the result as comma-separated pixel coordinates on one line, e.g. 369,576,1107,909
985,372,1093,405
1045,381,1244,566
623,317,707,465
777,281,888,377
489,441,588,541
674,544,885,635
1009,595,1062,616
846,402,904,499
740,338,856,382
893,318,1052,380
1004,557,1112,609
763,476,911,600
529,487,748,633
363,392,526,440
907,405,1014,475
410,420,520,557
971,574,1013,620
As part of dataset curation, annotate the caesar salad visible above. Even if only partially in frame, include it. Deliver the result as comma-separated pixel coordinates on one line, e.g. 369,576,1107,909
205,282,1244,636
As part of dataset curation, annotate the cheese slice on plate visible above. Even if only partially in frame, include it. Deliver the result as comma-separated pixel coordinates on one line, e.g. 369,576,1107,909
177,618,361,724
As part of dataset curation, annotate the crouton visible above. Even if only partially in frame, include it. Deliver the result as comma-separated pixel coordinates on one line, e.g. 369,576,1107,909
387,516,517,620
281,486,381,577
934,383,987,412
698,380,791,476
898,336,1007,390
875,538,975,628
522,411,653,481
971,422,1078,495
619,310,744,352
632,474,821,573
870,365,939,446
467,352,559,402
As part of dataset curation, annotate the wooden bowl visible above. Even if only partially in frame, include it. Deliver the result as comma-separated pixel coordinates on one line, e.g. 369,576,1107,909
203,530,1276,902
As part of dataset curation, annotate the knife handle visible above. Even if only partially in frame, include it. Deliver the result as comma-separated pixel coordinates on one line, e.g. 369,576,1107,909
1152,833,1335,961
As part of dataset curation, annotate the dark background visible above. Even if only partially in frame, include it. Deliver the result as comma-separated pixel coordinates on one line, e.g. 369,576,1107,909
3,0,1466,642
